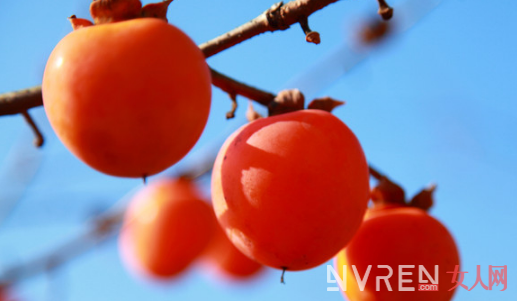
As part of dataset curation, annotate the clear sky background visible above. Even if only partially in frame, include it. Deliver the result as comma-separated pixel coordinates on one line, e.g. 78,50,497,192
0,0,515,300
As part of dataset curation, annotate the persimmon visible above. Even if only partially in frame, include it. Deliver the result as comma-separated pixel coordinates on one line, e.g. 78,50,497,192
211,109,370,271
202,212,263,280
334,204,460,301
119,178,214,279
42,18,211,178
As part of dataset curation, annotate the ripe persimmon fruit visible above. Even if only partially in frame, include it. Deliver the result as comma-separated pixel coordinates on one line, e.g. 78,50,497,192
42,18,211,177
335,205,460,301
211,109,370,271
119,178,214,279
202,212,263,280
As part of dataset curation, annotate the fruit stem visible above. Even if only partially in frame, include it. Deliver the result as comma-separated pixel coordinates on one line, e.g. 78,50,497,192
280,267,287,284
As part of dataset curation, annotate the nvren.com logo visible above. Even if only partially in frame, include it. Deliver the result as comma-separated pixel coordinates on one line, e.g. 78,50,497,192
327,265,507,292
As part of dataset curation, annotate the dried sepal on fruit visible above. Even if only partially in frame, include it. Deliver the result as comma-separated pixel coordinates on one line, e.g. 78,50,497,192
68,15,93,30
90,0,143,24
268,89,305,116
307,96,345,112
141,0,173,21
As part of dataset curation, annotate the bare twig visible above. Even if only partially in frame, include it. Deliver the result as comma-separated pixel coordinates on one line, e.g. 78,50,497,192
0,153,216,284
225,93,238,119
200,0,339,57
211,68,275,107
0,68,275,118
0,86,42,116
0,211,124,284
376,0,394,20
298,17,320,45
0,0,341,117
21,111,44,147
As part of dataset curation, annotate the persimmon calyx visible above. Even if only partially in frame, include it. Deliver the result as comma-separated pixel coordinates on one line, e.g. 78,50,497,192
370,177,406,208
268,89,305,116
371,177,437,212
69,15,94,30
141,0,173,21
90,0,143,24
408,184,436,211
307,97,345,112
246,101,263,122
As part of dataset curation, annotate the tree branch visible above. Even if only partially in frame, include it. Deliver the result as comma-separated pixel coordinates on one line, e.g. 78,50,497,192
211,68,275,107
0,211,123,284
0,153,216,285
0,68,276,120
0,0,342,116
200,0,339,58
0,86,43,116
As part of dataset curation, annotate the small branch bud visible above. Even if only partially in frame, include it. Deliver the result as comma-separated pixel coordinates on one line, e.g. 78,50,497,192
68,15,93,30
141,0,173,21
21,111,44,148
268,89,305,117
376,0,394,20
299,18,321,44
360,20,390,44
226,93,238,119
246,101,263,122
307,97,345,112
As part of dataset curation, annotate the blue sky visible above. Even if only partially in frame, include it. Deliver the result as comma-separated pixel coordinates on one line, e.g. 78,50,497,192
0,0,515,300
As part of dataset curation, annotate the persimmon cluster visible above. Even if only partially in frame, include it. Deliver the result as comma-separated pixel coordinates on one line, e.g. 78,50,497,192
39,0,460,300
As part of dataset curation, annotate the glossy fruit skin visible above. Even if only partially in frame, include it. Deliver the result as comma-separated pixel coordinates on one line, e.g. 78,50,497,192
203,213,263,280
42,18,211,177
335,205,460,301
212,109,370,271
119,178,214,279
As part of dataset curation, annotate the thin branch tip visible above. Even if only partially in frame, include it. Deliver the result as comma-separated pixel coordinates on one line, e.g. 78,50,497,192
377,0,394,20
21,111,44,148
299,18,320,44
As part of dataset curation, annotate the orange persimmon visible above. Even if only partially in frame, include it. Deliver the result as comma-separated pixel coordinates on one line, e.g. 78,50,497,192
119,178,214,279
335,205,460,301
202,212,263,280
42,18,211,178
211,109,370,271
